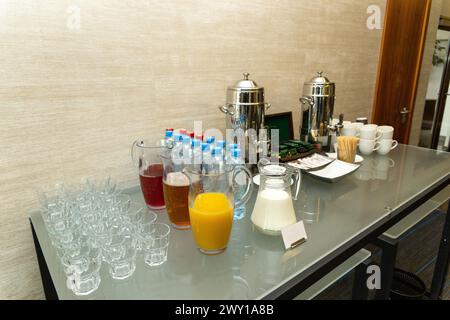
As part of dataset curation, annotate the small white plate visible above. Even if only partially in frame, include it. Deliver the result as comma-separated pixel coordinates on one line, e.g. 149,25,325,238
253,174,294,186
326,153,364,164
307,160,360,183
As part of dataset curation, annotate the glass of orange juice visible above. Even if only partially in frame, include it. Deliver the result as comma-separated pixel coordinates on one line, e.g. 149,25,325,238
184,165,252,255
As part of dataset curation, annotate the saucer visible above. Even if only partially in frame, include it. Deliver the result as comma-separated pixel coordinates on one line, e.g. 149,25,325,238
326,153,364,164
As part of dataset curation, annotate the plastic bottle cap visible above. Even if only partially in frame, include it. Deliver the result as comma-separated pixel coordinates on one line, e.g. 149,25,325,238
166,128,174,132
201,143,210,151
165,131,174,138
191,139,201,147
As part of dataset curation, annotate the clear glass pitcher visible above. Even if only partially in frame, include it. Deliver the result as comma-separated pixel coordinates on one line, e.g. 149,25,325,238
183,165,253,255
159,151,192,230
251,159,301,236
131,140,166,211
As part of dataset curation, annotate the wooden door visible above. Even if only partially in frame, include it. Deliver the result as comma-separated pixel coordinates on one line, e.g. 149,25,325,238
372,0,432,144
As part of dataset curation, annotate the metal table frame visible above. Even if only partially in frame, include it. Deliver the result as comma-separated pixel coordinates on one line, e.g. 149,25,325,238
30,175,450,300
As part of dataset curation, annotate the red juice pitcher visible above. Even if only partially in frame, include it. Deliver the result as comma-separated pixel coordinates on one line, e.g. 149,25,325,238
131,140,167,211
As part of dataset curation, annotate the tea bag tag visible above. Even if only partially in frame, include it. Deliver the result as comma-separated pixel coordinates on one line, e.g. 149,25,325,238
281,221,308,251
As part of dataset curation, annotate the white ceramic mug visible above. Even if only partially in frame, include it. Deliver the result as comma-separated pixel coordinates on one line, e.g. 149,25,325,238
360,125,382,140
359,139,381,156
343,121,352,127
341,124,359,137
377,139,398,155
352,122,365,134
377,126,394,140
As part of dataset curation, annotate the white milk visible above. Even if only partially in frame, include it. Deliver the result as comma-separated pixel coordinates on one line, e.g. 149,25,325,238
251,189,297,236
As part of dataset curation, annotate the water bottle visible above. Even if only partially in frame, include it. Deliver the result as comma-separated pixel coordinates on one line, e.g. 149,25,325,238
230,148,247,221
216,140,226,149
211,147,224,174
206,136,216,146
191,139,202,169
225,143,238,165
171,134,184,166
181,135,192,164
201,143,211,173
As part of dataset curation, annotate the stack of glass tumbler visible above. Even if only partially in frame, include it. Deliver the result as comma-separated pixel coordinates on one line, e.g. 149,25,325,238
39,179,170,296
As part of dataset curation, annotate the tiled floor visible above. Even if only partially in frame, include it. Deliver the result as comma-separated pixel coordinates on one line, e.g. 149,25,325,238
316,209,449,300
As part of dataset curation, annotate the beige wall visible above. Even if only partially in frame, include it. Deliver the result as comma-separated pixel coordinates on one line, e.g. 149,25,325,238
0,0,385,299
442,0,450,17
410,0,443,146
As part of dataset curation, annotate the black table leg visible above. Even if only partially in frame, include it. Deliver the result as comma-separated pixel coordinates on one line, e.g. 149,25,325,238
30,219,59,300
429,201,450,300
352,259,372,300
374,237,398,300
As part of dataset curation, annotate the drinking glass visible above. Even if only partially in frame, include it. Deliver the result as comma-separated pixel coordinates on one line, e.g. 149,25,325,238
143,223,170,266
160,153,191,230
108,246,137,280
137,211,157,231
136,221,154,252
66,248,102,296
102,234,127,263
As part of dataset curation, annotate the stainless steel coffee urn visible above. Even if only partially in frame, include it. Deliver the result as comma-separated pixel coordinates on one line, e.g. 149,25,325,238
299,72,340,151
219,73,271,161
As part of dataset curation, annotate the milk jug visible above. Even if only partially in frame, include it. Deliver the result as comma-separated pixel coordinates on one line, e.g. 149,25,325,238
251,159,301,236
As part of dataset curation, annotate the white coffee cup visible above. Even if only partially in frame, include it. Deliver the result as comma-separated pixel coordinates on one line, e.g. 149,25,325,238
343,121,352,127
341,124,359,137
360,125,382,140
359,139,381,156
352,122,365,134
377,139,398,155
377,126,394,140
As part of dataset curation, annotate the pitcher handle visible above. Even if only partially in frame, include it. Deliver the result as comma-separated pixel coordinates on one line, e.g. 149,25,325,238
131,140,140,167
292,169,301,201
233,165,254,209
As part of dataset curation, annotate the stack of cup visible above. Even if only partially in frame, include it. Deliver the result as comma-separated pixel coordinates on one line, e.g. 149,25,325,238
358,125,382,156
377,126,398,155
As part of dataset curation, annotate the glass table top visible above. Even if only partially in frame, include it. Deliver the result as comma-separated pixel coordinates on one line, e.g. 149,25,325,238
30,145,450,300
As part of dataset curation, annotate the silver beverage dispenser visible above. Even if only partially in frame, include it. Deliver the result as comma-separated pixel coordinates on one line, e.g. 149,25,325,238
219,73,271,164
299,72,341,151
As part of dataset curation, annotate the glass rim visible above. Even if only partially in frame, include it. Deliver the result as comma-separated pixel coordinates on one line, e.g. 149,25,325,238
182,165,241,177
134,139,168,150
150,223,171,238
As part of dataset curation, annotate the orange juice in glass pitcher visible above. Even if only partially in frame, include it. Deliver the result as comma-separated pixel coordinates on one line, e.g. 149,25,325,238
184,165,252,255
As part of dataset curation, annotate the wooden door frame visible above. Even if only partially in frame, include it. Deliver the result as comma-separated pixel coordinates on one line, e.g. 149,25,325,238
371,0,432,144
431,19,450,150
